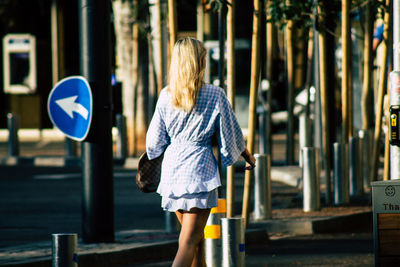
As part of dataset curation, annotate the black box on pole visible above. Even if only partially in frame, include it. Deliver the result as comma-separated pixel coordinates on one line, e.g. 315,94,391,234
78,0,114,243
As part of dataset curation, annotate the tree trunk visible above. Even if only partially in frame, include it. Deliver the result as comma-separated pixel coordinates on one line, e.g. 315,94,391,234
371,0,391,181
112,0,136,156
286,18,295,165
242,0,261,228
305,27,313,116
361,1,374,131
149,0,167,93
135,3,150,153
197,0,204,42
226,0,235,218
318,2,331,205
168,0,177,60
341,0,351,143
265,0,276,157
131,15,139,155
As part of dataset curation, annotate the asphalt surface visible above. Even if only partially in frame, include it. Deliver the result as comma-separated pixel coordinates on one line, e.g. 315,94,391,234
0,165,166,248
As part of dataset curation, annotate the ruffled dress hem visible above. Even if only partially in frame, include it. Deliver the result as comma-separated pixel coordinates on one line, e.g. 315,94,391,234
161,189,218,212
157,178,221,198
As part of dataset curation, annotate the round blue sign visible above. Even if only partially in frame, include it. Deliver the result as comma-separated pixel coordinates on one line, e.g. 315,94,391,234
48,76,93,141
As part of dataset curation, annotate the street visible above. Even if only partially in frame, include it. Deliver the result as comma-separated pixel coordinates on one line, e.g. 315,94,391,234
0,165,165,248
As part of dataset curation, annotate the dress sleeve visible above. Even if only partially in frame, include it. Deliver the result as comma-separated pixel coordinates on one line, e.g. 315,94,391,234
216,89,245,166
146,98,170,160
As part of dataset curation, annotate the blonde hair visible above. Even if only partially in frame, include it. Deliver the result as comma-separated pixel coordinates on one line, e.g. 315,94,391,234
168,37,207,113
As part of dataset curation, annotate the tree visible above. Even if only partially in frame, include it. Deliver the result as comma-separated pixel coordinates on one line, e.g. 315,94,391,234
267,0,314,164
371,0,391,181
112,0,151,155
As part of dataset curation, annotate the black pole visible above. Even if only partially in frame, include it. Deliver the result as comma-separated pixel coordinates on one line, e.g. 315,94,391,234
78,0,114,243
218,5,227,196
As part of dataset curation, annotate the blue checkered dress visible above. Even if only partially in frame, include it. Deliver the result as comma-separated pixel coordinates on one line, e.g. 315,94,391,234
146,84,245,211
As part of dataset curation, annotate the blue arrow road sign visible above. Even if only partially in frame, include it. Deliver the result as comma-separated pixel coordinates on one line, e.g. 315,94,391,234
48,76,93,141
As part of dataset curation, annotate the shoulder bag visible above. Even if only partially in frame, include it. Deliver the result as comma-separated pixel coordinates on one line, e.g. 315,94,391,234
136,152,164,193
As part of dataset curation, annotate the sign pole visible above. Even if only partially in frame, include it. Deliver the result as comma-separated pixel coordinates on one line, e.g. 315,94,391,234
78,0,114,243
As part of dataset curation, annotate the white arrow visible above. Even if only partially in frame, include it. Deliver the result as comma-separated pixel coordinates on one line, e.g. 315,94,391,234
55,95,89,120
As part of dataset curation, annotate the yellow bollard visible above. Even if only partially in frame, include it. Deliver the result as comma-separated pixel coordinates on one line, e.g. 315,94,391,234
204,198,226,267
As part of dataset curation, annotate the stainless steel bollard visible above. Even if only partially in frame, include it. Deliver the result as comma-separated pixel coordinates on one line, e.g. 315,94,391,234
302,147,320,212
299,113,312,167
204,199,226,267
254,154,272,220
349,137,363,197
52,233,78,267
257,105,268,155
221,217,245,267
333,143,349,205
164,211,177,233
115,114,127,159
65,139,77,158
7,113,19,157
358,130,371,190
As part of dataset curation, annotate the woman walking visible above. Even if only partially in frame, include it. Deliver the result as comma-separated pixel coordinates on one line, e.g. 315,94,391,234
146,37,256,267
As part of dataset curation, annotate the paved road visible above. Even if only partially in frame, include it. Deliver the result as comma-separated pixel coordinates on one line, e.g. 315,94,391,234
0,165,165,248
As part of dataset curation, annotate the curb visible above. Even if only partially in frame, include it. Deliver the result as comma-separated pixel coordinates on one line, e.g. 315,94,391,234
0,157,126,167
76,241,179,267
1,241,178,267
250,211,372,235
0,229,268,267
312,211,372,234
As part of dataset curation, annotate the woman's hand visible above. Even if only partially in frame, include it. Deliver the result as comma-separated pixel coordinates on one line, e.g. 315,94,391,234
241,148,256,170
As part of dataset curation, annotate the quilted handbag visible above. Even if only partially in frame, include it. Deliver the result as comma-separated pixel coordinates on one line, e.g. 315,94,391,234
136,152,164,193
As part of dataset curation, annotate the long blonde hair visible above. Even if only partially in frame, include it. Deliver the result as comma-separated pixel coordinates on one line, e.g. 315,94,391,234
168,37,207,113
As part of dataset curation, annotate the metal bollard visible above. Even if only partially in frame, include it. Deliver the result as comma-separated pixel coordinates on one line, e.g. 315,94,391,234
204,198,226,267
302,147,320,212
164,211,177,233
254,154,272,220
299,112,312,168
115,114,127,159
52,233,78,267
221,217,245,267
65,138,77,158
7,113,19,157
358,129,371,190
333,142,349,205
257,105,268,155
349,137,363,197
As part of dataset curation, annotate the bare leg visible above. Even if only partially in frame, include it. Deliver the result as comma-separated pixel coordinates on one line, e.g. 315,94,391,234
175,210,183,224
173,208,210,267
191,237,205,267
